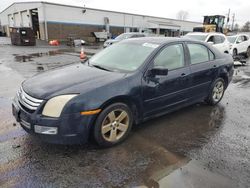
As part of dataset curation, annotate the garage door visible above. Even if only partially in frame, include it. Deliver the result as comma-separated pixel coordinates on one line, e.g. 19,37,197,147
21,11,30,27
13,13,21,27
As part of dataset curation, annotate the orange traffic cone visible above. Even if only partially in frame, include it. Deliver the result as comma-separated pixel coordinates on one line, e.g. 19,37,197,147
49,40,59,46
80,47,87,60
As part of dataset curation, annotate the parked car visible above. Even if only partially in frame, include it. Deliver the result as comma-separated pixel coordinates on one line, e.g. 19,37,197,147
12,37,234,146
185,32,230,54
103,32,146,48
227,34,250,57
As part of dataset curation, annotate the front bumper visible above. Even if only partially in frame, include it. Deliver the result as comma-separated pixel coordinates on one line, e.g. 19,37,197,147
12,96,94,144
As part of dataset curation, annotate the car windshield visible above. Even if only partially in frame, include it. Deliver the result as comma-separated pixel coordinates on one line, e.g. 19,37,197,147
186,34,208,41
115,33,134,40
89,42,158,72
227,36,237,43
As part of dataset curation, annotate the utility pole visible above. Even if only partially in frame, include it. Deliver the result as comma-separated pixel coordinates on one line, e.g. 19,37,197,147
227,9,230,29
231,13,235,31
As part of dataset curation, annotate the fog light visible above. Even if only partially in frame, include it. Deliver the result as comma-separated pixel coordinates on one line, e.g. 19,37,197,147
34,125,58,135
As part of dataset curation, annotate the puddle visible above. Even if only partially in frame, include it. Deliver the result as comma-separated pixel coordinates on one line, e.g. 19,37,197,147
142,160,237,188
233,66,250,86
13,48,94,63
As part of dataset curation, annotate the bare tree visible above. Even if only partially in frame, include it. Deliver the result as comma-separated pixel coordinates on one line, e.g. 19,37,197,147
233,23,239,32
241,21,250,32
176,10,189,21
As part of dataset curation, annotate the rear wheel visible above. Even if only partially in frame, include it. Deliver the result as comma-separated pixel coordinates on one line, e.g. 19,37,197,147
93,103,133,147
206,78,225,106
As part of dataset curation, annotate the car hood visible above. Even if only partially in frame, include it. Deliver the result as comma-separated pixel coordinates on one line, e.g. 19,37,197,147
22,63,127,99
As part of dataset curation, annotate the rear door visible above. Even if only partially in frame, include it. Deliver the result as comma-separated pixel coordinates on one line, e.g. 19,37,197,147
241,35,249,53
142,43,191,117
213,35,226,53
236,36,244,53
186,43,218,100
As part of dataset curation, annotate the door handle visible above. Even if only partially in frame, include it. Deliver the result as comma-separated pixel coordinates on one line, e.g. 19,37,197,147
181,73,186,77
212,65,217,68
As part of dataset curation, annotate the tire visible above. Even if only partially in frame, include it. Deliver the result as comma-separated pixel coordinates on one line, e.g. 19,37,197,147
233,49,237,57
246,47,250,58
93,103,133,147
206,78,225,106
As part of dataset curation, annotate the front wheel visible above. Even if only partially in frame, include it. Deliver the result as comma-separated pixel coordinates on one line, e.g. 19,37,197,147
206,78,225,106
233,49,237,57
93,103,133,147
246,47,250,58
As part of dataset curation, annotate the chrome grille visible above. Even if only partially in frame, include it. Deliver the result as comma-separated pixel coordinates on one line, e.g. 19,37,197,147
20,119,31,129
16,87,43,111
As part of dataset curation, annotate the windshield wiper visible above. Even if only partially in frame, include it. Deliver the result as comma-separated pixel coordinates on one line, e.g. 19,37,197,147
91,64,112,72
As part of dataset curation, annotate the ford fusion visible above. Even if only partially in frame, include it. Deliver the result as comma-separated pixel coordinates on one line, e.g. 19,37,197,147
12,37,234,146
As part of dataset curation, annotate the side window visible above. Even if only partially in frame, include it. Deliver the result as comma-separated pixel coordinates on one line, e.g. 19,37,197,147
242,36,248,41
154,44,185,70
214,36,222,44
237,36,243,43
220,36,225,43
207,36,214,43
187,43,210,64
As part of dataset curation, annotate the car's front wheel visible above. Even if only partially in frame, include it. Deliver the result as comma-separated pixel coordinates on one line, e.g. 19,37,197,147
93,103,133,147
246,47,250,58
233,49,237,57
206,78,225,106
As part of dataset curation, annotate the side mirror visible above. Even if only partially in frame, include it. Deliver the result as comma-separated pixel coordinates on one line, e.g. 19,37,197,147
148,67,168,77
236,40,242,44
208,41,214,45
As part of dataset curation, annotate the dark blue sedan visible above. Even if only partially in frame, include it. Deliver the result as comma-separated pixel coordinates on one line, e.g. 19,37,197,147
12,37,234,146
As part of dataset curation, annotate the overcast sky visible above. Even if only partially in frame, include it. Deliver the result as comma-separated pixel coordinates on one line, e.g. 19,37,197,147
1,0,249,26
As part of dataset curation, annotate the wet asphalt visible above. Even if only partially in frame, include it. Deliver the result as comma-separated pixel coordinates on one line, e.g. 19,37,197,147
0,37,249,188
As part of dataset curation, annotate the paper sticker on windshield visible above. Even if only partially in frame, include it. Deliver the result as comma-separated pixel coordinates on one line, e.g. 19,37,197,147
142,43,159,49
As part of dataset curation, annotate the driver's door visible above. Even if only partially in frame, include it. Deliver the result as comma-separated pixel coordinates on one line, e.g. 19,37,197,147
142,43,191,117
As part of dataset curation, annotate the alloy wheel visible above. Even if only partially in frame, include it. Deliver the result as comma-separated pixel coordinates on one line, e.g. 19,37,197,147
212,81,224,102
101,109,129,142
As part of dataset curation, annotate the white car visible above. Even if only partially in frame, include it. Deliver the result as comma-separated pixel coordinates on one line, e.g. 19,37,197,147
227,34,250,57
185,32,230,54
103,33,146,48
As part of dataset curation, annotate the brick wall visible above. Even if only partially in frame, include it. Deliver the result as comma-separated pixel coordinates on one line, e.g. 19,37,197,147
47,22,124,43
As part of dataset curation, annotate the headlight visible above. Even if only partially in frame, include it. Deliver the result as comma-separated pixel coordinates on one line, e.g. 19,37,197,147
42,94,78,118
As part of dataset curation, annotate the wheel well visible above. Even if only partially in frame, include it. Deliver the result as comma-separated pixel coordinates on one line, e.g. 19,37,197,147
100,96,140,124
224,51,229,54
219,75,229,88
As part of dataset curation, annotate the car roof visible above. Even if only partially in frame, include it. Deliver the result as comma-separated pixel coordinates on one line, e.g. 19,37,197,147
122,37,200,45
187,32,225,36
227,34,248,37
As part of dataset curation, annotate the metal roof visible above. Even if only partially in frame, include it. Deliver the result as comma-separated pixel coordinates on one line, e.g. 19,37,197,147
1,1,201,24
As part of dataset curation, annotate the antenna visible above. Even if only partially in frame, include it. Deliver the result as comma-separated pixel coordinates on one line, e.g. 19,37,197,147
82,3,86,14
231,13,235,31
226,9,230,28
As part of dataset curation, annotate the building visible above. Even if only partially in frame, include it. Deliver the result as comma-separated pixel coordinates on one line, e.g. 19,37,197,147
0,1,201,42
